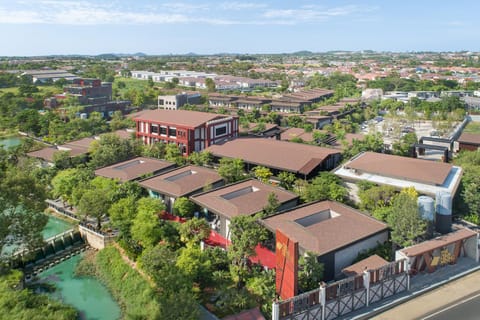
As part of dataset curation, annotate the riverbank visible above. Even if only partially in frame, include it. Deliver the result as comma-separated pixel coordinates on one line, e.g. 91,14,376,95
76,246,162,319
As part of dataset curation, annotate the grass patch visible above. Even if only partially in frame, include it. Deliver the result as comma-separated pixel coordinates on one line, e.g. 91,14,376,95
76,246,161,320
463,122,480,134
0,85,62,95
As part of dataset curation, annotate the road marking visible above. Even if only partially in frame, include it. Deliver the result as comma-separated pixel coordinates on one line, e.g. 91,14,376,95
421,291,480,319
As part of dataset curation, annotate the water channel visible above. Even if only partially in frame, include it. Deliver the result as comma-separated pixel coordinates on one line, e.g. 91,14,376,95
0,136,22,149
34,216,122,320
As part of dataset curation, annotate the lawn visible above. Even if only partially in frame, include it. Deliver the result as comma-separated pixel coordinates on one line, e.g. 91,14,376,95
463,122,480,134
0,85,62,95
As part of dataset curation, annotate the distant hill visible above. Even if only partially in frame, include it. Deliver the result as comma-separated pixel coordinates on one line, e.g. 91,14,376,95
96,52,147,59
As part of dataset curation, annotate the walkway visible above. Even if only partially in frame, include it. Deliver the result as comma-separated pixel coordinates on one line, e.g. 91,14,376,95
372,268,480,319
341,258,480,320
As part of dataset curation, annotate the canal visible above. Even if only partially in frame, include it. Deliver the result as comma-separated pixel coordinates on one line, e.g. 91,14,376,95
0,136,22,149
33,215,122,320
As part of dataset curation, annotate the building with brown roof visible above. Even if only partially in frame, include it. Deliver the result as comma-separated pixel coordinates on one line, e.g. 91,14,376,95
134,109,238,156
138,165,224,211
27,137,95,165
456,132,480,151
191,179,299,239
334,152,463,197
206,138,341,179
94,157,175,182
261,200,388,279
239,122,281,138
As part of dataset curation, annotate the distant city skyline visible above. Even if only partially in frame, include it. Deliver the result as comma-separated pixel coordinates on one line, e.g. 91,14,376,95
1,0,479,56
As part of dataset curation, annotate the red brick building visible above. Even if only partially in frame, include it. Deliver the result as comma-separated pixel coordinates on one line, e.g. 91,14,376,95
134,109,238,156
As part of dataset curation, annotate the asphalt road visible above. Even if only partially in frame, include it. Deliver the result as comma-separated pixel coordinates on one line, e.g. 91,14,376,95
419,292,480,320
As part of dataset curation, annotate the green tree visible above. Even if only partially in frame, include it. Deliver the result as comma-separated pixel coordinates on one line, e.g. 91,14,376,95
218,158,245,183
173,197,196,218
165,143,185,165
262,192,280,217
358,185,397,212
253,166,272,183
278,171,297,190
131,197,166,248
0,270,78,319
298,252,324,292
0,167,48,263
89,133,139,168
228,215,268,287
77,189,111,229
178,217,211,244
387,193,427,248
142,142,166,159
51,168,93,204
300,172,347,203
205,78,216,92
188,151,213,166
109,196,137,236
392,132,417,156
176,244,212,286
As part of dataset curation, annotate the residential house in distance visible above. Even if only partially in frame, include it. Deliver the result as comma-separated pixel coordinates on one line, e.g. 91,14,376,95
207,93,239,109
21,69,79,83
270,99,310,113
157,92,201,110
239,122,282,138
236,97,272,111
206,138,342,179
44,78,131,119
139,165,224,212
261,200,389,280
191,179,299,239
134,109,238,156
94,157,175,183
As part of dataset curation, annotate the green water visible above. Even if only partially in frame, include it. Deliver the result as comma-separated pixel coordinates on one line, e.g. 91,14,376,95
0,136,22,149
42,215,74,239
36,253,121,320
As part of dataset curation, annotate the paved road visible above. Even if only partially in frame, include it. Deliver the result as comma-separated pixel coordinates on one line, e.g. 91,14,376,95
419,292,480,320
372,269,480,320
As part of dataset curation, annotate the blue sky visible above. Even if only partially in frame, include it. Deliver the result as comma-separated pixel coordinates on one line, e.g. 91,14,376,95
1,0,479,56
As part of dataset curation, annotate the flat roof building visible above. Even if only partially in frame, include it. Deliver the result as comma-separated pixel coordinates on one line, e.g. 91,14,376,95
333,152,463,197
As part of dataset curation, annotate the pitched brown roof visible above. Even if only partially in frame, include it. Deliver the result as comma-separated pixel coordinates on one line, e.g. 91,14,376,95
344,152,453,186
133,109,230,128
342,254,389,276
400,228,477,257
261,201,388,256
191,179,298,219
138,165,223,197
27,137,95,162
95,157,175,182
458,132,480,145
206,138,340,175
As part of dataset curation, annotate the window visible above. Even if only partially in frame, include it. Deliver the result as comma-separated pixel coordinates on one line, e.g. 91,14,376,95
159,99,164,105
168,128,177,137
215,126,227,136
160,126,167,135
150,125,159,134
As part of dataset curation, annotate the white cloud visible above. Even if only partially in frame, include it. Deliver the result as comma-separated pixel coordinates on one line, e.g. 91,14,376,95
220,2,268,10
0,1,377,26
263,5,377,23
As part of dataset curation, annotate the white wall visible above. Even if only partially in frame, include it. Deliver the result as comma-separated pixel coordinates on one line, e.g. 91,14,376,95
334,231,389,277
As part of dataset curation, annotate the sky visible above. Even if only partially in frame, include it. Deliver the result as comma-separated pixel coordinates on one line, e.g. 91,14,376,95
1,0,480,56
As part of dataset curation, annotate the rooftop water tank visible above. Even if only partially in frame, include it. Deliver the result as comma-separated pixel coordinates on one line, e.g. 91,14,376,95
435,191,452,234
418,196,435,221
